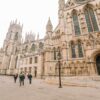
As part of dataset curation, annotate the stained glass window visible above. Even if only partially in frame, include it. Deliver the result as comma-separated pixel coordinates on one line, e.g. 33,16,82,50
76,0,86,1
76,0,88,3
77,42,83,58
31,44,35,51
39,42,44,49
84,6,99,32
72,11,81,35
71,42,76,58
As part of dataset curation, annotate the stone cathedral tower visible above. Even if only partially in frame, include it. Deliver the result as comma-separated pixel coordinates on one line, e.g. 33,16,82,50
3,20,22,55
1,20,23,74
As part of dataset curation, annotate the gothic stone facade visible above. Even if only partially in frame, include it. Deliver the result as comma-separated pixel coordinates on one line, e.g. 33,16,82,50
44,0,100,77
0,21,44,78
0,0,100,78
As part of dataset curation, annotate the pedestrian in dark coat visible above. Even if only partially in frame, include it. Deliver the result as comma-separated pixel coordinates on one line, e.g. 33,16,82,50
19,72,25,86
14,73,18,83
27,73,32,84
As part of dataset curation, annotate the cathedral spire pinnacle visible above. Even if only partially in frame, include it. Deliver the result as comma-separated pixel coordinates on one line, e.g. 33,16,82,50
46,17,53,33
59,0,65,10
15,19,17,24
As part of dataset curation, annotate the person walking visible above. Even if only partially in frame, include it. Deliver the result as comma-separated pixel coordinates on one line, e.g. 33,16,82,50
19,72,25,86
27,73,32,84
13,73,18,83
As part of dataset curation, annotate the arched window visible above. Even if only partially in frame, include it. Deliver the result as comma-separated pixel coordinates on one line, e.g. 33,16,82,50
25,45,28,52
39,42,44,49
54,47,56,60
84,6,99,32
30,58,32,64
34,57,38,63
77,41,83,58
72,10,81,35
71,42,76,58
31,44,35,51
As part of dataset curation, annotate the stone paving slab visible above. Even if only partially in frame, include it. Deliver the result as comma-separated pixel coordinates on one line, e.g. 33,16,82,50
45,76,100,88
0,76,100,100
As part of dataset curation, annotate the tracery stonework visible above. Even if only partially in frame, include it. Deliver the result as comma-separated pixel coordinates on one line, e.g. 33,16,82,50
0,0,100,77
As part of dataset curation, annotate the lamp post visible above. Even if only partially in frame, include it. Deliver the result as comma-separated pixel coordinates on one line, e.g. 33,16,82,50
57,48,62,88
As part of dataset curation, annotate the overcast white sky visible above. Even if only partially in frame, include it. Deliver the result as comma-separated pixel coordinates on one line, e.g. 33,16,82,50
0,0,67,47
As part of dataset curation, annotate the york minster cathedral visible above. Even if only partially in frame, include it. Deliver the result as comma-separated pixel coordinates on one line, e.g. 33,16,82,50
0,0,100,78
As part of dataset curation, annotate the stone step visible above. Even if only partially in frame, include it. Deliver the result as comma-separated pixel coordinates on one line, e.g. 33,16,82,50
91,76,100,81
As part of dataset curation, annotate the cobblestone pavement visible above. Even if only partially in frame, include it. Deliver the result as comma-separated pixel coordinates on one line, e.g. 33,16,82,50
0,76,100,100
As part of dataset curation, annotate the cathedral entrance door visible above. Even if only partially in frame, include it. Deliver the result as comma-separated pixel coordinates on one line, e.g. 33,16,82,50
96,54,100,75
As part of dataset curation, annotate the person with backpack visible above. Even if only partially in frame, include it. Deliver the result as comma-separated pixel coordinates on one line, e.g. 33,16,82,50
27,73,32,84
19,72,25,86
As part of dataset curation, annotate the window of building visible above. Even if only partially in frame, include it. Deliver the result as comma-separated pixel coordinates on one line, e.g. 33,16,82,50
25,45,28,52
26,59,27,64
30,58,32,64
34,57,38,63
77,41,83,58
72,10,81,35
31,44,36,51
29,67,32,73
71,42,76,58
39,42,44,49
84,6,99,32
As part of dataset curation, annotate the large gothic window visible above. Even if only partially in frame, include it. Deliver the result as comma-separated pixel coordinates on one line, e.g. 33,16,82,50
71,42,76,58
31,44,36,51
77,41,83,58
39,42,44,49
34,57,38,63
84,6,99,32
25,45,28,52
72,10,81,35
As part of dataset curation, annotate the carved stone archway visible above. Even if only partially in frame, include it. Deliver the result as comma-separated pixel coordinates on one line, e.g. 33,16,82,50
91,49,100,75
96,54,100,75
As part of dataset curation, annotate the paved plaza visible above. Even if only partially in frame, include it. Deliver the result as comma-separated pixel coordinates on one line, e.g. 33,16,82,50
0,76,100,100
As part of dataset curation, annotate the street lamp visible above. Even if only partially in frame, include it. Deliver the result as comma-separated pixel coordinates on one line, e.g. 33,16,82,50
57,48,62,88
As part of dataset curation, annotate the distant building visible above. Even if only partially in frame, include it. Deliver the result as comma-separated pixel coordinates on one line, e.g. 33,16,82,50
0,0,100,78
0,20,44,78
